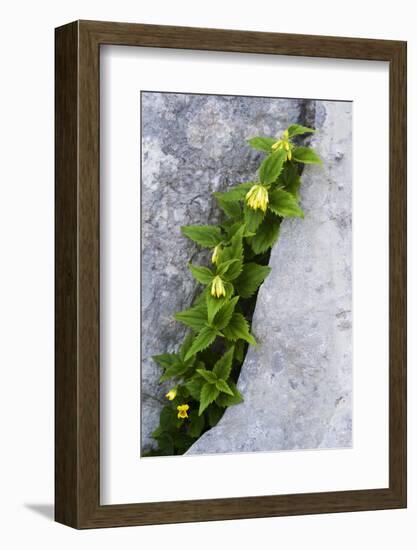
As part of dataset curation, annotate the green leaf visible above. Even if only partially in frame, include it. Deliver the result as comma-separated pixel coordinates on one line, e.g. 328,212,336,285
196,368,217,384
152,353,178,369
258,149,287,184
287,124,315,137
284,175,301,199
188,410,205,438
223,313,257,346
213,182,253,202
184,326,217,361
160,406,180,431
185,374,205,400
174,302,208,331
207,404,224,427
206,281,233,324
216,381,244,407
212,296,239,330
250,213,281,254
189,264,214,284
152,426,163,439
234,340,245,363
215,379,234,395
159,361,190,382
216,196,242,220
247,136,276,152
213,347,234,380
278,163,301,198
178,333,195,362
292,146,322,164
218,259,242,282
199,383,220,415
234,262,271,298
243,202,265,233
220,224,244,264
155,432,174,456
181,225,223,247
268,189,304,218
173,433,194,454
217,258,239,277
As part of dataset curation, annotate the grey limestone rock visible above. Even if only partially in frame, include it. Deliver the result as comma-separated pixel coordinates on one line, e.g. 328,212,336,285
141,92,315,452
186,100,352,455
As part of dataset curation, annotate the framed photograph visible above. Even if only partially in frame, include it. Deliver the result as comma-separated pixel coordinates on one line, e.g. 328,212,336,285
55,20,406,528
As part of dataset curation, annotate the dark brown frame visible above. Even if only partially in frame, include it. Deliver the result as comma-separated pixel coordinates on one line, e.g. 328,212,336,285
55,20,407,529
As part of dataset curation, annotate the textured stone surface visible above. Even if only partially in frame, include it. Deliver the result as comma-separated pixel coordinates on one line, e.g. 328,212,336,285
141,92,315,452
187,100,352,454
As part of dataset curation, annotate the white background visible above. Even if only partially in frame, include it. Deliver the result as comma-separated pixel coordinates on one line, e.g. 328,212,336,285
101,47,389,504
0,0,415,548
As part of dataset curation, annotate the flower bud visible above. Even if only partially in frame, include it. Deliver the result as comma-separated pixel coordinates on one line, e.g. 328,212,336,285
245,184,269,212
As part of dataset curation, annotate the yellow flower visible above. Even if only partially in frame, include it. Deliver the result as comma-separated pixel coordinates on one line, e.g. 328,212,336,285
245,184,269,212
177,404,189,419
211,244,221,265
271,129,293,160
165,388,177,401
211,275,226,298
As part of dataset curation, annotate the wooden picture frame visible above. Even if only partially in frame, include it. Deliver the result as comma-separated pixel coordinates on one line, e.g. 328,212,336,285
55,20,407,529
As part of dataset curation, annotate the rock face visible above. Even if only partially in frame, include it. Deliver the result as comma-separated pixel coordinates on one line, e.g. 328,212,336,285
141,92,315,452
187,100,352,455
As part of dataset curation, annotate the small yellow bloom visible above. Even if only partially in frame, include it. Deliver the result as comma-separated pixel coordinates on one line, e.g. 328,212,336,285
211,244,221,265
177,404,189,419
211,275,226,298
165,388,177,401
271,129,293,160
245,184,269,212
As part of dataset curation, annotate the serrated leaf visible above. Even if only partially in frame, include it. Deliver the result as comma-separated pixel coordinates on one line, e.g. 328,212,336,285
184,326,217,361
216,196,242,220
234,262,271,298
247,136,276,152
212,347,234,380
216,379,234,395
212,296,239,330
185,374,205,400
216,381,244,407
278,163,301,198
284,175,301,199
222,260,242,281
259,149,287,184
181,225,223,247
189,263,214,284
220,224,244,264
287,124,315,137
152,353,178,369
206,281,233,324
213,182,253,202
234,339,245,363
222,313,257,346
178,333,195,362
243,202,265,233
268,189,304,218
216,258,240,277
174,302,208,331
251,213,281,254
207,404,224,427
199,383,220,415
188,410,205,438
159,361,190,382
293,146,322,164
196,368,217,384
